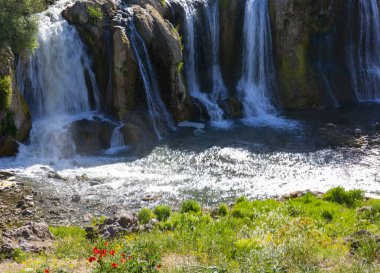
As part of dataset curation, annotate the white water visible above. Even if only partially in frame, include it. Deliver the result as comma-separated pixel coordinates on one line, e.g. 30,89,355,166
346,0,380,101
16,0,100,161
104,125,131,155
237,0,281,126
171,0,231,128
120,9,176,139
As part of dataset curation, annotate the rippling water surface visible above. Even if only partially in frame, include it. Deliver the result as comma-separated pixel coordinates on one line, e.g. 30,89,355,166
1,106,380,214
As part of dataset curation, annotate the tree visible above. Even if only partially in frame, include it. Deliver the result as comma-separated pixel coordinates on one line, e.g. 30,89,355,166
0,0,45,54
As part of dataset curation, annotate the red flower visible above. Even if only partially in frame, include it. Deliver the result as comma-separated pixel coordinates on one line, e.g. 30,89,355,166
88,256,97,263
121,252,126,257
127,255,132,260
121,258,126,264
44,270,50,273
157,264,162,269
109,249,115,256
111,263,118,268
105,241,109,247
100,249,107,258
93,247,101,255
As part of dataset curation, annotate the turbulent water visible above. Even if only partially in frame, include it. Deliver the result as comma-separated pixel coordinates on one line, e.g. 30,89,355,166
2,105,380,216
346,0,380,101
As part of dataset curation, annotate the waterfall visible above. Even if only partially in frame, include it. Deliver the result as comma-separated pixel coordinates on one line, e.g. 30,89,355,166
346,0,380,101
16,0,100,161
170,0,231,128
104,124,131,155
237,0,278,124
114,8,176,139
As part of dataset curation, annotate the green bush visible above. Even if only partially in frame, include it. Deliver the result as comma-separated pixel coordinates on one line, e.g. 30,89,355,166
218,203,228,217
324,187,364,208
87,6,103,25
154,205,171,221
180,200,201,214
0,76,11,110
138,208,154,225
236,196,249,204
0,0,44,53
321,210,334,222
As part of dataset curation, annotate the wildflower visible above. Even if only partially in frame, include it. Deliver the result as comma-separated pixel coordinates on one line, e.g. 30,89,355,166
44,270,50,273
157,264,162,269
100,249,107,258
93,247,101,255
110,249,116,256
121,258,126,264
121,252,126,257
88,256,97,263
111,263,118,268
127,255,132,260
105,241,109,246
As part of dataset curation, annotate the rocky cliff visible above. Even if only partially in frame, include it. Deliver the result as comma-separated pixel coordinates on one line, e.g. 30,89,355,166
0,50,31,156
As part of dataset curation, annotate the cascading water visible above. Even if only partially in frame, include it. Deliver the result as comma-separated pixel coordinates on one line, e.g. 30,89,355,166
114,9,176,139
346,0,380,101
104,124,131,155
237,0,278,125
169,0,231,128
16,0,100,162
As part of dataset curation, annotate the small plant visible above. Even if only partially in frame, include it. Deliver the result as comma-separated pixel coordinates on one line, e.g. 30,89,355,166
324,187,364,208
138,208,154,225
236,196,249,204
154,205,171,221
321,210,334,222
218,203,228,217
87,6,103,25
177,61,184,74
181,200,201,214
0,76,11,110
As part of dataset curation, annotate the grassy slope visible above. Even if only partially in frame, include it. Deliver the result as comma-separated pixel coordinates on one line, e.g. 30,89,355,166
2,188,380,273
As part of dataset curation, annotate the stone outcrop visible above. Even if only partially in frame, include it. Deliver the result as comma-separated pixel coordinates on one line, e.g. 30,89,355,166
219,0,245,94
269,0,355,109
0,222,54,254
0,49,31,156
64,0,193,146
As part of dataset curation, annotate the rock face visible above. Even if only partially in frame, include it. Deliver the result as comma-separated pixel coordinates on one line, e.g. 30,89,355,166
0,49,31,156
269,0,355,109
63,0,193,144
0,222,54,254
219,0,245,94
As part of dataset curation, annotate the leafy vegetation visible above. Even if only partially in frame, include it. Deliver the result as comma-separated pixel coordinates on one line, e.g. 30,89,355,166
0,76,12,110
87,6,104,25
138,208,154,225
1,188,380,272
0,0,45,54
154,205,172,222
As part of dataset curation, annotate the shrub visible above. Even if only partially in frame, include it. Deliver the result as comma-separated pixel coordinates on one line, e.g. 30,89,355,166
236,196,249,204
0,76,11,110
218,203,228,217
87,6,103,25
154,205,171,221
321,210,334,222
180,200,201,214
138,208,154,225
0,0,44,53
324,187,364,208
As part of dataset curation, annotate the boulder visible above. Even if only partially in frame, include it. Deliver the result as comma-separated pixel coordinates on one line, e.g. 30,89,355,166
0,222,54,254
69,119,114,155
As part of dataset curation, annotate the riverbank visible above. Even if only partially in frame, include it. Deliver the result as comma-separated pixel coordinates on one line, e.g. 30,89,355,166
0,187,379,273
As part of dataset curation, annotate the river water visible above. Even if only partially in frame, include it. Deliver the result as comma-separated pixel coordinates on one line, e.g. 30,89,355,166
1,105,380,216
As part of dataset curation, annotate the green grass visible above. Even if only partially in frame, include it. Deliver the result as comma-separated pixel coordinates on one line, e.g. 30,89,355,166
3,188,380,273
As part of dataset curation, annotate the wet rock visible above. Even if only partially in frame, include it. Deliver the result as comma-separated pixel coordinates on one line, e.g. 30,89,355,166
354,128,362,136
47,171,66,180
86,211,139,239
71,195,81,203
0,222,54,254
325,123,336,128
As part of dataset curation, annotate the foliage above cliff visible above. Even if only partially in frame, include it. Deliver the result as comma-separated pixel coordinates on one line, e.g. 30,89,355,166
0,0,45,54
